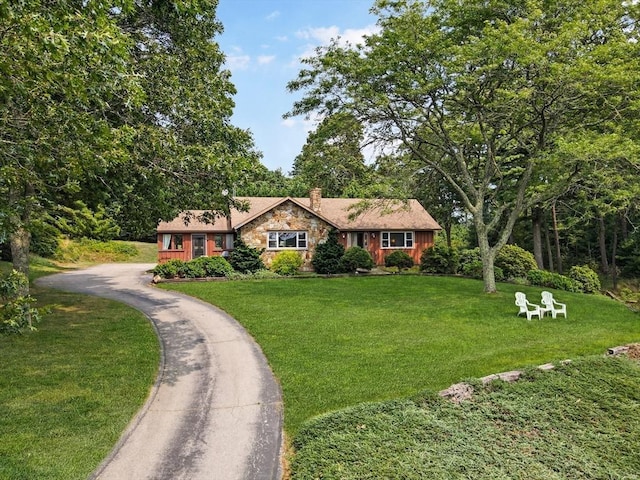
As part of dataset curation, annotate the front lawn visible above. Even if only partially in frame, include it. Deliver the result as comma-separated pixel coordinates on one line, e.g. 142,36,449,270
160,275,640,434
0,287,159,480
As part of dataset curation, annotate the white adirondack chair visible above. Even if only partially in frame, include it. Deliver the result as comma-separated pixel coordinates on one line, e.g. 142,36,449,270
515,292,542,320
541,291,567,319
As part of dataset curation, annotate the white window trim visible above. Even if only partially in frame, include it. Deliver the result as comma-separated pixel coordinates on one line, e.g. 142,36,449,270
381,231,414,249
268,231,308,250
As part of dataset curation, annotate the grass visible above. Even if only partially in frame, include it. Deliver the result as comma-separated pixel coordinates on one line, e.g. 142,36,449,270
0,240,160,480
290,355,640,479
160,275,640,434
0,287,159,480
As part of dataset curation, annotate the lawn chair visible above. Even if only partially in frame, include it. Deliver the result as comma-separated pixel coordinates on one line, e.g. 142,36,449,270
515,292,542,320
541,291,567,319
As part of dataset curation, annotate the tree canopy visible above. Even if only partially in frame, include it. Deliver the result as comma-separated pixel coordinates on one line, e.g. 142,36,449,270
288,0,640,292
1,1,261,285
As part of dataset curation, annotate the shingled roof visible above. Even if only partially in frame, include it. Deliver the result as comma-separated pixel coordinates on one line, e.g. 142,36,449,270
156,196,441,233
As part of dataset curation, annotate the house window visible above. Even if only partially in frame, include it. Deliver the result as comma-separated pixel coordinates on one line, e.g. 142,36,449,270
381,231,414,249
214,234,223,250
268,231,307,249
162,234,183,250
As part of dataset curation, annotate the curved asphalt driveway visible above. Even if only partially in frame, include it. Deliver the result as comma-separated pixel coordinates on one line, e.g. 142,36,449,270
36,264,283,480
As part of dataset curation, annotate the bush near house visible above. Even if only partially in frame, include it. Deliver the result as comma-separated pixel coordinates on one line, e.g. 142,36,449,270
340,246,375,272
229,239,265,273
312,231,346,274
385,251,414,270
420,244,459,274
271,251,304,276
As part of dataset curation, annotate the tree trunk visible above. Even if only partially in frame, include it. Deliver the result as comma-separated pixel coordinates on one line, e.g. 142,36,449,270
598,216,609,274
476,223,497,293
611,216,619,290
8,184,33,296
532,207,544,269
545,225,554,272
445,221,452,249
551,203,563,274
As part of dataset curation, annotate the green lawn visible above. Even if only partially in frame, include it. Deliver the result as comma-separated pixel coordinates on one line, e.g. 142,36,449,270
1,253,159,480
161,275,640,434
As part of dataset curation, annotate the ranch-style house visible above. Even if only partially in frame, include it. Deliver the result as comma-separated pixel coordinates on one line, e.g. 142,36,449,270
157,188,442,270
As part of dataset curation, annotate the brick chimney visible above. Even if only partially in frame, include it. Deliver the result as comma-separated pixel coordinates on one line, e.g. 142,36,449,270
310,188,322,213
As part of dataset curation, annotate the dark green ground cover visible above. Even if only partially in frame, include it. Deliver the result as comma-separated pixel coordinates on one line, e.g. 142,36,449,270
161,275,639,434
291,355,640,479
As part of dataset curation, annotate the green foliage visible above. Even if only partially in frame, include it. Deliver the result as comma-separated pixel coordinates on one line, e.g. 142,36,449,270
340,246,375,272
287,0,640,292
311,231,346,274
495,244,538,280
54,239,138,264
229,239,265,274
384,251,415,270
226,269,281,280
29,218,60,258
152,259,187,279
568,265,601,294
291,112,371,197
0,270,39,334
53,201,121,241
420,244,459,274
290,356,640,479
271,251,304,276
527,269,579,292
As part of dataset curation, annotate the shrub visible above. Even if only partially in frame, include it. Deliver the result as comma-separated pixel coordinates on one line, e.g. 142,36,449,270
340,246,375,273
30,219,60,258
53,201,120,241
420,244,459,274
271,251,304,276
568,265,601,293
458,248,481,273
495,244,537,280
153,259,187,278
198,256,234,277
182,260,206,278
1,270,40,334
527,269,579,292
460,260,505,282
229,239,265,273
312,231,346,274
385,251,414,270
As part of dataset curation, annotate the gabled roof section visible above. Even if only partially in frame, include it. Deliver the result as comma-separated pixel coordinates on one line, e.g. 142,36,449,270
233,197,340,229
156,197,442,233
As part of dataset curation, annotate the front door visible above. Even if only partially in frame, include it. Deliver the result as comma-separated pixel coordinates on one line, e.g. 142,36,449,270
349,232,368,248
192,234,206,258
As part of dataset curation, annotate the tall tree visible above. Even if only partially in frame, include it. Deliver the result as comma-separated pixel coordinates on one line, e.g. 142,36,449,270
291,112,371,197
1,1,261,287
1,0,142,287
287,0,640,292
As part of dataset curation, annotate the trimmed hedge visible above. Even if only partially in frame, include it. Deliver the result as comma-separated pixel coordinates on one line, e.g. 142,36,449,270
340,246,375,272
385,251,414,270
271,251,304,276
420,244,459,274
495,244,537,280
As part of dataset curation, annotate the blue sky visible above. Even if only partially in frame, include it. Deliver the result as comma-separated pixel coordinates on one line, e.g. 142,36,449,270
216,0,379,173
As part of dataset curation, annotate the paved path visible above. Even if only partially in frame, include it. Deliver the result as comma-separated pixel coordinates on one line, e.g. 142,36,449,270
36,264,283,480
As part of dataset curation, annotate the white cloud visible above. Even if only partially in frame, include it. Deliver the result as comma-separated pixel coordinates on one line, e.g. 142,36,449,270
226,54,251,71
258,55,276,65
275,35,289,42
292,24,380,65
281,118,297,128
265,10,280,21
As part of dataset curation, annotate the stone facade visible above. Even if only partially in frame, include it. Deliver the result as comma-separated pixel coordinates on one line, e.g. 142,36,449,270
239,200,333,270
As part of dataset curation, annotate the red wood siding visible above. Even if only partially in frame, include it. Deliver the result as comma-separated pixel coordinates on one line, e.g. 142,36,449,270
338,231,435,266
157,233,233,263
